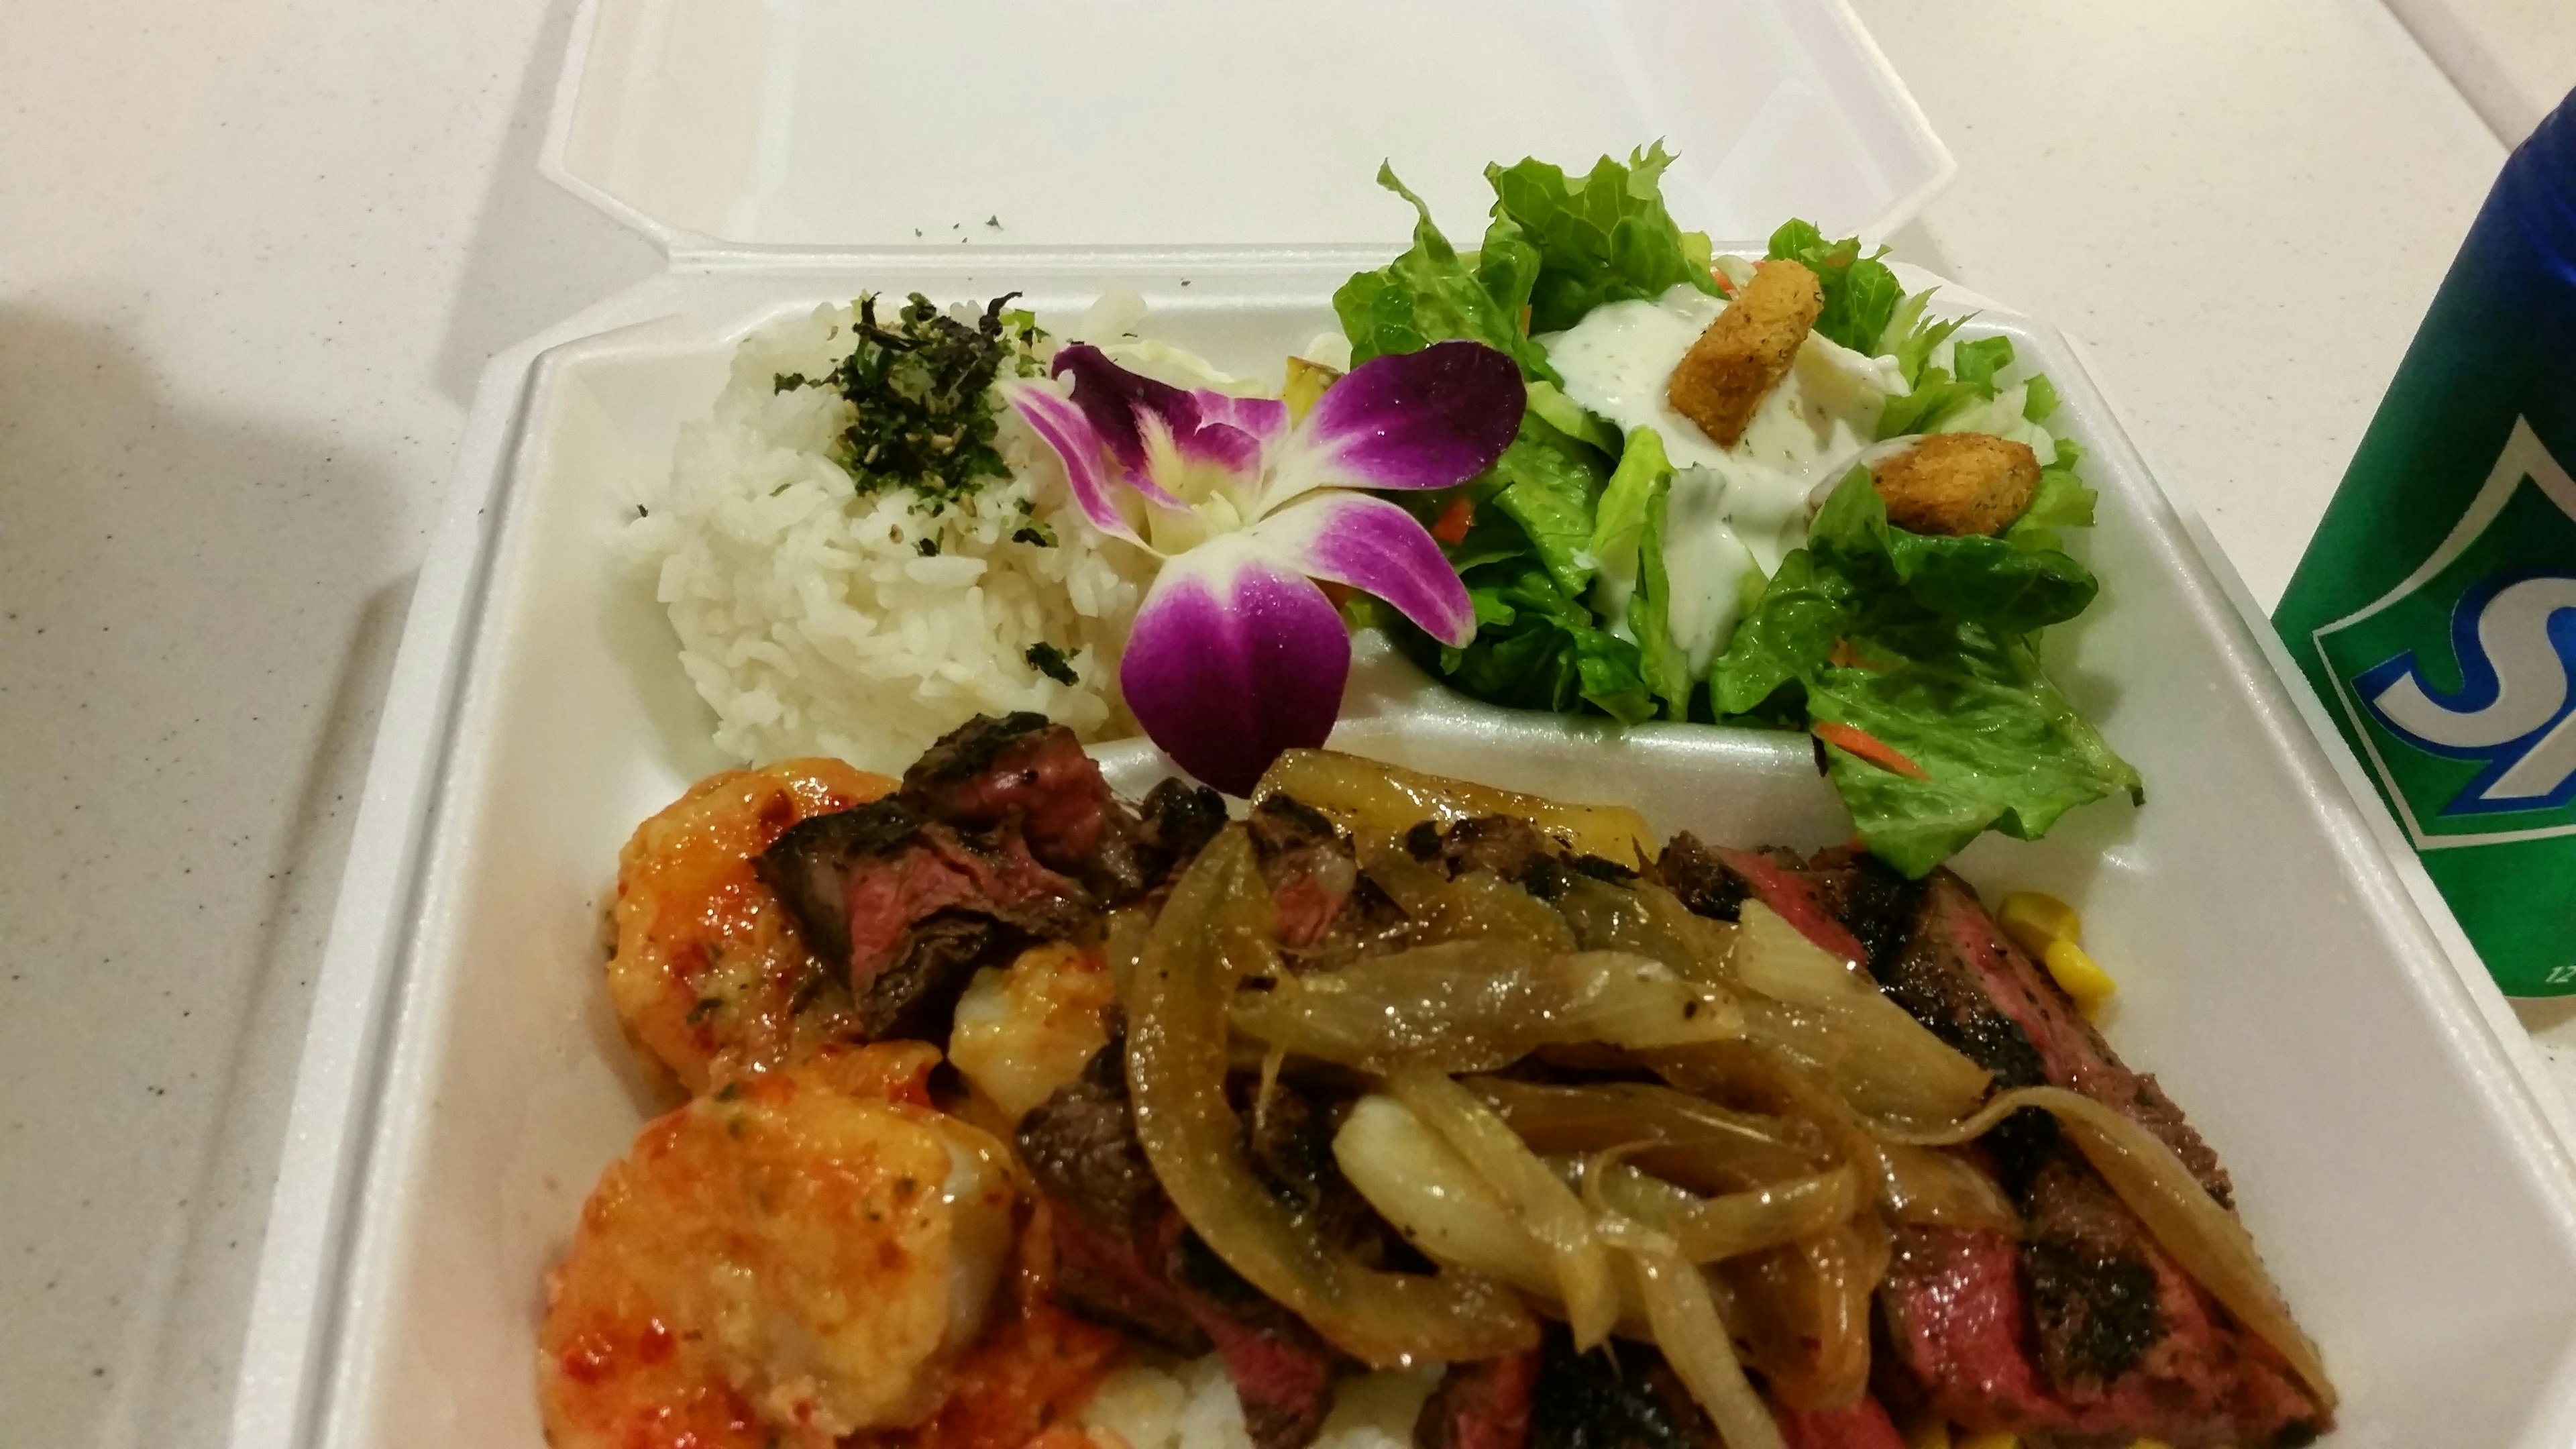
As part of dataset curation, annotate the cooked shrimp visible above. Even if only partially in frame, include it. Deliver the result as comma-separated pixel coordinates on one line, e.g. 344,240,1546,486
886,1202,1128,1449
949,942,1117,1124
538,1044,1021,1449
610,759,896,1092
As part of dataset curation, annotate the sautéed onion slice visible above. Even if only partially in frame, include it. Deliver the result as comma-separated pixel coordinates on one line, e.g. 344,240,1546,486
1389,1069,1621,1349
1125,828,1537,1368
1230,943,1739,1073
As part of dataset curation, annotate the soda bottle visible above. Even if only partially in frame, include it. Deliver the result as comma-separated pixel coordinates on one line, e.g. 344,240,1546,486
2274,88,2576,996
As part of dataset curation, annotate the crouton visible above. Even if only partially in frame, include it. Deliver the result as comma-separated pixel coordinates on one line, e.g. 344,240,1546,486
1665,260,1824,448
1869,432,2043,536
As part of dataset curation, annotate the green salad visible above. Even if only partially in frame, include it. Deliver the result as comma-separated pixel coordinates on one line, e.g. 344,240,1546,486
1334,145,2140,876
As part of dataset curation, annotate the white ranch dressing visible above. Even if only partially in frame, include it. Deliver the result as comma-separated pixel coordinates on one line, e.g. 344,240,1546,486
1541,283,1904,677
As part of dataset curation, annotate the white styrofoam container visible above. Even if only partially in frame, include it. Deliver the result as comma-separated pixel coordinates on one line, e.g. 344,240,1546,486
540,0,1955,252
225,5,2576,1448
231,252,2576,1449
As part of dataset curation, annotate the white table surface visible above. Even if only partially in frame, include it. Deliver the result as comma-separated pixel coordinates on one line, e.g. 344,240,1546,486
0,1,2561,1442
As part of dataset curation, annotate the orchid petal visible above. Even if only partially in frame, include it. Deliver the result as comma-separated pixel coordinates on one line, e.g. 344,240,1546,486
1240,492,1475,648
1052,344,1254,506
1052,343,1179,469
1257,340,1525,512
1190,390,1291,451
1119,535,1351,796
1002,380,1146,548
1185,419,1266,478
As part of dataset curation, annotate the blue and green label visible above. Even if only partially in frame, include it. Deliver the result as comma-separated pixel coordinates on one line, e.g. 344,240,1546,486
2313,423,2576,847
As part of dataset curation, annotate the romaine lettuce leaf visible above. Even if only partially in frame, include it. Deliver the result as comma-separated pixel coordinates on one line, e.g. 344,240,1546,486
1807,470,2098,635
1480,411,1608,598
1393,553,1655,726
1805,621,2142,876
1526,378,1623,455
2001,467,2098,553
1587,426,1670,590
1766,219,1907,354
1710,468,2134,874
2021,373,2060,423
1876,366,1990,439
1629,473,1693,718
1709,549,1860,714
1949,335,2015,390
1879,288,1968,386
1335,164,1558,381
1487,142,1724,335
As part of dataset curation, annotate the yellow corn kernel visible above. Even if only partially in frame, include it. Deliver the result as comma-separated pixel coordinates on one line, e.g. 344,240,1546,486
1899,1412,1953,1449
2044,936,2118,1018
1956,1432,2018,1449
1998,890,2082,957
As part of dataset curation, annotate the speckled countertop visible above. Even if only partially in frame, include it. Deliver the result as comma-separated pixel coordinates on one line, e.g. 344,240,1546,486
0,1,2565,1443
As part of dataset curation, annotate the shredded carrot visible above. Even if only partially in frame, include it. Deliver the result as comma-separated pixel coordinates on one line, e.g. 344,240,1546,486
1834,637,1896,670
1431,495,1476,546
1712,266,1734,296
1812,721,1930,781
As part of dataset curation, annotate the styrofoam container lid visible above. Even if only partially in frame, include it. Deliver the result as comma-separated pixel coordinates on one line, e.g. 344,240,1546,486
543,0,1954,254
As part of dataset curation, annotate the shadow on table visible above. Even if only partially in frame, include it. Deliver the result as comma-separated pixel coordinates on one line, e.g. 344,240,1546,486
0,302,419,1448
431,0,663,407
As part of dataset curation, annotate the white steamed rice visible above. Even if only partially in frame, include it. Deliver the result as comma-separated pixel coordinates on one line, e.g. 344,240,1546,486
627,301,1160,773
1078,1354,1436,1449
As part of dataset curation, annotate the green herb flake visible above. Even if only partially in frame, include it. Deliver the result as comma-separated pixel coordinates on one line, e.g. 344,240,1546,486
1012,521,1057,547
813,291,1041,506
916,537,941,557
1026,641,1080,685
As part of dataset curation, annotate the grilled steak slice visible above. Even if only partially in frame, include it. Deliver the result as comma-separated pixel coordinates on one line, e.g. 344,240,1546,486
901,712,1141,894
759,802,1092,1038
1801,849,1923,975
1657,834,1866,961
2019,1157,2164,1389
1772,1397,1906,1449
1417,1348,1540,1449
1242,1077,1338,1213
1016,1030,1341,1449
1247,796,1360,949
759,716,1226,1042
1813,849,2229,1205
1399,815,1638,907
1017,1033,1206,1352
902,718,1229,903
1136,776,1230,883
752,798,920,968
1823,854,2326,1446
1171,1234,1341,1449
1878,1219,2322,1449
1527,1332,1705,1449
1420,814,1572,896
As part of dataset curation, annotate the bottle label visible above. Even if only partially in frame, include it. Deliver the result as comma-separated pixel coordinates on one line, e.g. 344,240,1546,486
2310,419,2576,847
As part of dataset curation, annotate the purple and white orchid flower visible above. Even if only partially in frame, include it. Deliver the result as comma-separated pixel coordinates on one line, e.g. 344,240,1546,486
1004,339,1525,794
